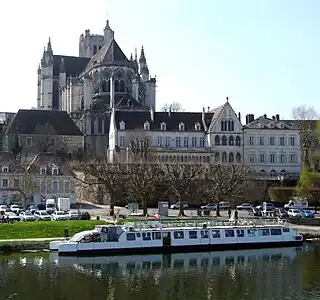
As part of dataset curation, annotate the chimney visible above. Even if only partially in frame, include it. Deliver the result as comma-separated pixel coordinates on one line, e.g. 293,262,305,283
150,107,154,122
263,114,267,119
250,114,255,123
272,116,275,120
202,107,205,113
238,112,241,122
207,106,210,112
276,114,280,121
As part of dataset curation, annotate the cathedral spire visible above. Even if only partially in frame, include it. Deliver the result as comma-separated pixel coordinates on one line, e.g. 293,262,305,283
47,37,53,54
139,46,146,63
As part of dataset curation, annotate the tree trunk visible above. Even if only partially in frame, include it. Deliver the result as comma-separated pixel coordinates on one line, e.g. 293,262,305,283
216,201,220,217
178,195,186,217
142,197,148,216
109,193,116,216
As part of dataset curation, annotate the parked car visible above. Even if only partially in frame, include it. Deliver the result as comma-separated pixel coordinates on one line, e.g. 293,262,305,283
248,207,262,217
52,211,68,221
10,205,21,215
236,203,252,210
79,212,91,220
34,210,52,221
219,202,231,210
170,202,188,210
300,209,314,218
67,210,80,220
274,208,289,218
4,212,21,222
27,204,38,214
200,203,217,211
288,209,301,218
19,211,36,222
284,200,308,210
0,205,7,215
256,203,275,212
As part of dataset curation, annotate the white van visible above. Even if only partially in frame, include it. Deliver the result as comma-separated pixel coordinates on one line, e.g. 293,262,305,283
284,200,308,210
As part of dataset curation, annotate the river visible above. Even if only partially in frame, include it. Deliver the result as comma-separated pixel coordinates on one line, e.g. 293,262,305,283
0,245,320,299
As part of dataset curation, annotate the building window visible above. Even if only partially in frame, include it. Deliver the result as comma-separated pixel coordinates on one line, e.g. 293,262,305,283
215,152,220,162
120,136,125,147
40,167,46,175
199,137,205,147
221,120,227,131
91,120,95,134
290,137,295,146
97,119,103,133
13,178,19,188
144,121,150,130
269,137,274,146
236,152,241,163
26,137,32,147
175,137,181,148
157,136,162,147
222,135,227,146
289,154,296,163
229,153,234,163
2,179,8,188
184,137,189,147
215,135,220,145
260,154,265,163
280,137,285,146
160,122,166,131
270,154,275,163
249,154,255,163
2,167,8,173
229,136,234,146
165,137,170,147
52,167,59,175
179,122,185,131
235,136,241,146
64,181,70,193
195,123,201,131
228,119,234,131
259,136,264,145
191,137,197,147
52,181,58,194
249,136,254,146
280,154,286,163
119,121,125,130
222,152,227,162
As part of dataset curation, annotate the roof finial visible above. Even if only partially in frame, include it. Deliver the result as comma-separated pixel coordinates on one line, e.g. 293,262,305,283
139,45,146,63
105,12,110,28
226,96,229,102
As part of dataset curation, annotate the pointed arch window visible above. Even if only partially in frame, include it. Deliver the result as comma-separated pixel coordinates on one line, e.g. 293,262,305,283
179,122,185,131
114,80,120,92
144,121,150,130
229,152,234,163
260,170,266,177
236,152,241,163
221,135,227,146
228,119,234,131
101,80,108,92
119,80,125,92
229,136,234,146
215,135,220,146
235,136,241,146
270,170,276,177
221,119,228,131
222,152,227,162
215,152,220,162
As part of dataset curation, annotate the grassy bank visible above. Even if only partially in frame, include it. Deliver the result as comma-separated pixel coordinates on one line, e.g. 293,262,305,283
0,220,105,240
0,240,50,252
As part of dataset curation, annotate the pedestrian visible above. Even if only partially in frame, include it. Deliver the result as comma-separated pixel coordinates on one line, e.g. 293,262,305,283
228,209,232,219
234,210,238,226
64,226,69,239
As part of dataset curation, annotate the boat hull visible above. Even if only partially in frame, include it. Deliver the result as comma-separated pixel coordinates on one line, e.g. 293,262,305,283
57,240,304,256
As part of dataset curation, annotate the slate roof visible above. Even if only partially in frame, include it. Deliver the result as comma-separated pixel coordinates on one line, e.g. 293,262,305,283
115,111,214,131
29,152,73,176
53,55,90,77
243,116,297,130
91,93,142,111
86,39,130,71
5,110,83,136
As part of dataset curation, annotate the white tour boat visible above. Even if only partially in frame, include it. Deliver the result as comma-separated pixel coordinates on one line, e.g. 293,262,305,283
49,220,304,256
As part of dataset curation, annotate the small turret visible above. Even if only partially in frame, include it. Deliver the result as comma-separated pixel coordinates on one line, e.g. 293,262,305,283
60,58,66,74
139,46,146,64
104,18,114,45
47,37,53,56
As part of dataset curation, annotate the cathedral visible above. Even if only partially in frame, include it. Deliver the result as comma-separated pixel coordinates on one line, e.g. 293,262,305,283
37,19,156,155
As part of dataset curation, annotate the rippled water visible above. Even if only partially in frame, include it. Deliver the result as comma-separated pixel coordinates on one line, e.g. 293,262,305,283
0,245,320,300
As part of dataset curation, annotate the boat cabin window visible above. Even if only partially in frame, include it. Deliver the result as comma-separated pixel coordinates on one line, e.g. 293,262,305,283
212,230,220,238
92,233,101,242
237,229,245,237
270,228,282,236
201,230,209,238
174,231,184,239
258,229,270,236
282,228,290,233
127,233,136,241
142,232,151,241
225,229,235,238
152,232,161,240
80,234,93,243
189,231,198,239
247,229,255,237
137,233,141,237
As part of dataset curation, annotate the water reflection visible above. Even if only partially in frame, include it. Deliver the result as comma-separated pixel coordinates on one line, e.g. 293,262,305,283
0,245,319,300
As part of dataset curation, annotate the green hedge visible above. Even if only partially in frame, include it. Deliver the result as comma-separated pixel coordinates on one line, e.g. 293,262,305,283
0,220,105,240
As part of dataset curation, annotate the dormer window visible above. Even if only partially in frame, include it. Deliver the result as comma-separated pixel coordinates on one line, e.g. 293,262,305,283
119,121,126,130
269,123,274,128
179,122,185,131
52,167,59,175
195,123,201,131
2,166,8,173
160,122,166,131
144,121,150,130
279,123,284,129
40,167,46,175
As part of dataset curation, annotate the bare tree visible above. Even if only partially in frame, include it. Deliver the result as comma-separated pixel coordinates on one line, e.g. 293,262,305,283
161,102,185,112
71,157,126,215
165,163,204,216
34,122,56,152
204,164,248,216
292,105,319,121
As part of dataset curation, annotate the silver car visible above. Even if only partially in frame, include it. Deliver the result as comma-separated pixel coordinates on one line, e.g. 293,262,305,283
19,211,36,222
34,210,52,221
